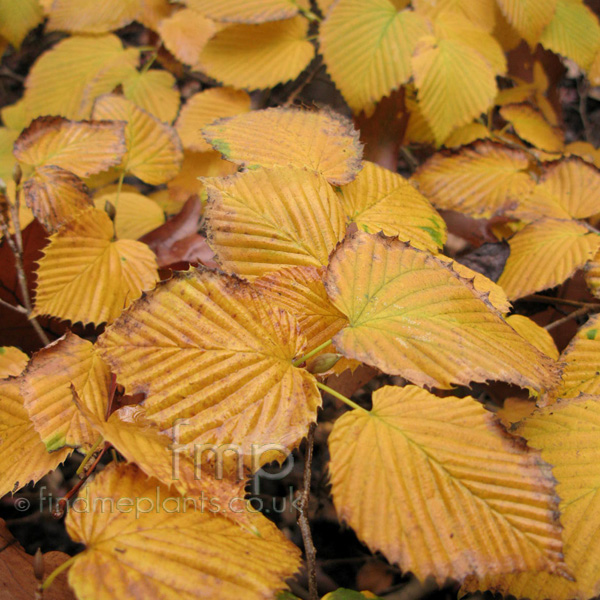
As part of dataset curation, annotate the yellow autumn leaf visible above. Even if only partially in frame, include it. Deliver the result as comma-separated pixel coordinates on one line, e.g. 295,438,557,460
47,0,140,33
515,158,600,222
412,141,536,218
566,141,600,169
34,208,159,326
403,83,436,145
14,116,127,178
122,68,180,124
442,122,491,148
1,99,28,132
3,181,34,233
98,268,321,471
202,107,362,185
506,315,559,359
585,247,600,299
496,0,558,47
22,166,92,232
94,191,165,240
411,33,497,144
205,167,346,279
92,94,183,185
500,104,564,153
328,385,566,584
540,0,600,71
325,231,558,390
23,34,139,120
175,87,251,153
20,332,110,451
254,266,348,352
66,463,302,600
184,0,309,22
465,394,600,600
497,218,600,300
413,0,496,31
137,0,172,30
0,128,19,186
166,150,238,208
550,315,600,400
0,0,43,48
590,48,600,84
335,161,446,252
157,8,217,67
0,347,28,379
197,17,314,90
319,0,429,113
0,378,71,497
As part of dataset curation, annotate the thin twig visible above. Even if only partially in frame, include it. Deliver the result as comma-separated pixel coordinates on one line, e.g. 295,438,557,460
545,305,600,331
524,294,599,309
297,423,318,600
0,297,27,313
284,56,323,108
583,221,600,236
399,146,419,173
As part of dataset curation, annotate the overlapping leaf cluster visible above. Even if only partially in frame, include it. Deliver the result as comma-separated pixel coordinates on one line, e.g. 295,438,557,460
1,1,600,599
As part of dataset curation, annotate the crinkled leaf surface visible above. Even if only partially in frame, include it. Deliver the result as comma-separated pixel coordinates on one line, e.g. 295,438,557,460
0,347,28,379
20,332,110,451
496,0,557,46
586,247,600,299
202,107,362,185
506,315,559,360
47,0,140,33
329,385,565,584
66,463,302,600
205,167,346,279
500,104,564,153
325,231,558,390
34,208,159,326
0,378,71,497
497,218,600,300
97,268,321,470
184,0,308,22
0,0,44,48
122,68,180,124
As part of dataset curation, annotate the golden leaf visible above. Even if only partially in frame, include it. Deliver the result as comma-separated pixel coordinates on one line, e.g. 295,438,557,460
496,0,558,47
175,87,251,153
403,83,436,145
411,34,497,144
328,385,565,584
442,122,491,148
23,166,92,232
319,0,429,113
515,158,600,221
506,315,559,359
585,247,600,299
23,34,139,120
590,48,600,84
254,266,348,352
184,0,309,22
92,94,183,185
540,0,600,71
47,0,140,33
412,141,535,218
137,0,172,30
0,347,28,379
94,191,165,240
566,141,600,169
0,128,19,185
413,0,497,31
157,8,217,67
66,463,302,599
497,218,600,300
325,231,558,390
335,161,446,252
500,104,564,153
14,116,127,178
0,379,70,497
20,332,110,451
550,315,600,399
122,69,180,124
465,395,600,600
98,268,321,471
202,107,362,185
205,167,346,279
34,208,159,326
197,17,314,90
0,0,43,48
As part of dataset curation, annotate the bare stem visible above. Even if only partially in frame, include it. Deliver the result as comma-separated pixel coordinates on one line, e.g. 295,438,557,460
545,305,600,331
297,423,318,600
524,294,599,309
292,339,333,367
316,382,368,413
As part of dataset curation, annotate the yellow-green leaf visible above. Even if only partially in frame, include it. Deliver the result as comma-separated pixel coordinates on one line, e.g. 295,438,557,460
97,268,321,471
47,0,140,33
0,347,28,379
319,0,429,113
497,218,600,300
175,87,251,153
205,167,346,279
122,68,180,124
197,17,314,90
412,141,536,218
184,0,309,22
335,160,446,252
0,128,19,187
34,208,159,325
0,0,43,48
66,463,302,599
202,107,362,185
325,231,558,390
329,385,565,584
0,378,70,497
92,94,183,185
496,0,558,47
